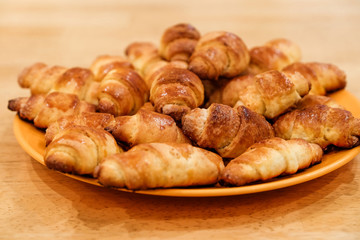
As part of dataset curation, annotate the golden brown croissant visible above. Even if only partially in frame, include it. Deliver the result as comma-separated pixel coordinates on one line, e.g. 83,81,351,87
247,38,301,75
283,62,346,95
182,103,274,158
90,55,134,82
45,112,115,146
188,31,250,80
45,126,122,175
94,142,224,189
273,104,360,149
220,70,310,119
18,63,99,105
106,108,190,147
159,23,201,62
18,63,67,95
220,138,323,186
149,65,204,121
97,67,149,116
8,92,96,129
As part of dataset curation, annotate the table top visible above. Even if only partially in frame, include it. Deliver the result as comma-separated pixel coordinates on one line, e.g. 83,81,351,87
1,0,360,239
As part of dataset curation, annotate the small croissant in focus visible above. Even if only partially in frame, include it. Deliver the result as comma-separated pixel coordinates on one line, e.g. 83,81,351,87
221,138,323,186
189,31,250,80
273,104,360,149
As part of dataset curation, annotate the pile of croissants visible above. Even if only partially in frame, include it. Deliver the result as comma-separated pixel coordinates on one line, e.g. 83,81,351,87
8,23,360,190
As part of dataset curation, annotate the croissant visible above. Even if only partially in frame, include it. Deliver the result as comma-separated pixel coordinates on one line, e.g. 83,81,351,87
182,103,274,158
106,108,190,147
97,67,149,116
149,65,204,121
247,38,301,75
18,62,67,95
283,62,346,95
188,31,250,80
94,142,225,190
45,126,122,175
18,63,99,105
45,112,115,146
159,23,201,63
90,55,134,82
296,95,344,110
8,92,96,129
273,104,360,149
220,138,323,186
221,70,310,119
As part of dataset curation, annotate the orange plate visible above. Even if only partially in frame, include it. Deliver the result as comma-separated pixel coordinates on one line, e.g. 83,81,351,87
13,90,360,197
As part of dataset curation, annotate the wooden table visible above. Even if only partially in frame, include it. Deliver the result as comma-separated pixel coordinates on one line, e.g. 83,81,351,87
1,0,360,239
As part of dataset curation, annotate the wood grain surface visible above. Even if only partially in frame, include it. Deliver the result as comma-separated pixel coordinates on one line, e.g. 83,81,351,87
1,0,360,239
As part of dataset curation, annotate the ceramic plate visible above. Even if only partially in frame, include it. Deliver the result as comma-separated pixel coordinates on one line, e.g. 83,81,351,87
13,90,360,197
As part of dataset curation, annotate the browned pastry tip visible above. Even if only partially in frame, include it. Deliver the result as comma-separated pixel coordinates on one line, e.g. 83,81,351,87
90,55,134,82
247,38,301,75
45,126,121,175
273,104,360,149
296,95,344,110
159,23,201,62
97,67,149,116
220,137,323,186
188,31,250,80
150,66,204,121
18,62,48,88
95,142,224,190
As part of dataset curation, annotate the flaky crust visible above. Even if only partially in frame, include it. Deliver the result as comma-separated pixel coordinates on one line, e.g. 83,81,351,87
90,55,133,82
8,92,96,129
283,62,346,95
45,112,115,146
221,138,323,186
221,70,307,119
45,126,121,175
273,105,360,149
182,103,274,158
97,68,149,116
247,38,301,75
296,95,344,110
94,142,224,189
159,23,201,62
188,31,250,80
149,65,204,121
106,108,190,146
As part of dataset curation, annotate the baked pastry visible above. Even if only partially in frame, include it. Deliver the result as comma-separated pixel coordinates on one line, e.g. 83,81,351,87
283,62,346,95
18,64,99,105
182,103,274,158
45,112,115,145
94,142,224,190
221,70,310,119
188,31,250,80
247,38,301,75
90,55,134,81
273,104,360,149
45,126,122,175
97,67,149,116
221,138,323,186
159,23,201,62
149,65,204,121
106,108,190,147
8,92,96,129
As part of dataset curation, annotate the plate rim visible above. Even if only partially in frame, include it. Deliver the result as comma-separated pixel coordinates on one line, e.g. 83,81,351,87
12,90,360,197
